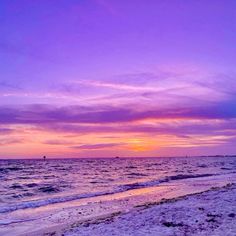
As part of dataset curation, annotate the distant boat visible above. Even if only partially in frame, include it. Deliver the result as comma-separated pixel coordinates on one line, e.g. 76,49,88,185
43,156,46,161
115,156,120,159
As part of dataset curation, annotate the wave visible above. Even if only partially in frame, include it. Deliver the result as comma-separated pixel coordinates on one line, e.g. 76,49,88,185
117,173,214,191
0,190,114,214
0,173,217,214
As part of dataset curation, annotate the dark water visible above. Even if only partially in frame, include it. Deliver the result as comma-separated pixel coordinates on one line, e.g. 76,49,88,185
0,156,235,214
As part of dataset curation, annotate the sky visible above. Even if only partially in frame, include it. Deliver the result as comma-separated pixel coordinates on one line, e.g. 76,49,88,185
0,0,236,158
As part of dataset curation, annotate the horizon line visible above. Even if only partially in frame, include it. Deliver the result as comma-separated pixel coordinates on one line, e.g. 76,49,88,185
1,154,236,160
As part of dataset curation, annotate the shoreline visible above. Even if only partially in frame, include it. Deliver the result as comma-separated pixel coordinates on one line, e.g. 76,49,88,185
64,183,236,236
1,173,236,236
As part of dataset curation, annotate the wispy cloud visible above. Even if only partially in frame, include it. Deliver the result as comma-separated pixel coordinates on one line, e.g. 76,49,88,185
0,128,13,134
71,142,124,150
1,99,236,125
0,81,22,91
43,139,76,145
0,137,22,145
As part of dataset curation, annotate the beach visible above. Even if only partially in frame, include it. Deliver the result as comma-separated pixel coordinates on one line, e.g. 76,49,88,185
65,183,236,236
0,157,236,236
1,1,236,235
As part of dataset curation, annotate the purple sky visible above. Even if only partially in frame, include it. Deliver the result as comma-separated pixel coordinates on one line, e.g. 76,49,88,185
0,0,236,158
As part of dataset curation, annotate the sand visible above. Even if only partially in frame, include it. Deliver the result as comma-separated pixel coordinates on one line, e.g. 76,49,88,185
64,183,236,236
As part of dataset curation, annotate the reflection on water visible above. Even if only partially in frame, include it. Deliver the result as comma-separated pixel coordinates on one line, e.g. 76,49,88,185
0,156,235,213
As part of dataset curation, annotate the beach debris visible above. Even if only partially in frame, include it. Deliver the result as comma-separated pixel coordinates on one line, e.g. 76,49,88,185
228,213,235,218
38,186,59,193
162,221,184,227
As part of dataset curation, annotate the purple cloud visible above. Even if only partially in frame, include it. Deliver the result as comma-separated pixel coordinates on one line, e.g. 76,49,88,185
0,128,13,134
71,143,124,150
43,140,76,145
0,99,236,126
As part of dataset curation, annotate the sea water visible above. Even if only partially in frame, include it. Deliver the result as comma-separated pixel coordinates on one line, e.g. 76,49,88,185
0,156,235,215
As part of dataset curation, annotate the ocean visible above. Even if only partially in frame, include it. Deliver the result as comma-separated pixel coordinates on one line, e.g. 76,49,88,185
0,156,235,216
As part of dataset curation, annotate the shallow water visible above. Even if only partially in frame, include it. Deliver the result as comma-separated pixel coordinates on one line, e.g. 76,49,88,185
0,156,235,215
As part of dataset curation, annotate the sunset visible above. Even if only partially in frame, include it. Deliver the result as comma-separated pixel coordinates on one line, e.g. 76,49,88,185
0,1,236,235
